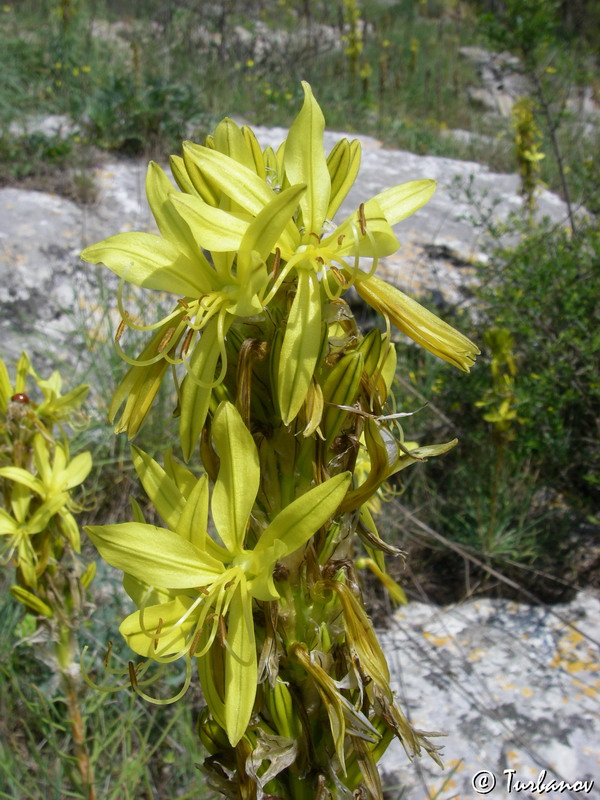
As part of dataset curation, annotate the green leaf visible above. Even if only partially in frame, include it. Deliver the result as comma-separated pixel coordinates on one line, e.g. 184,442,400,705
211,402,260,554
284,81,331,235
224,579,257,746
86,523,225,588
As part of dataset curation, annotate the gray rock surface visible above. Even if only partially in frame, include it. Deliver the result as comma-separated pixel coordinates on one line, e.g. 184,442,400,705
378,591,600,798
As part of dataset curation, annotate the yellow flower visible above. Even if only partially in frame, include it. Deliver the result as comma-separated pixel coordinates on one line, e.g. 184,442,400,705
86,402,351,746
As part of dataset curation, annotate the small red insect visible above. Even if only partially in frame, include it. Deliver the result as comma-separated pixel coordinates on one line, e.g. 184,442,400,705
11,393,30,404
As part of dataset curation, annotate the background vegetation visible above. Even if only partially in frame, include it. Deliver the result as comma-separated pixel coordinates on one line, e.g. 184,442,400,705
0,0,598,797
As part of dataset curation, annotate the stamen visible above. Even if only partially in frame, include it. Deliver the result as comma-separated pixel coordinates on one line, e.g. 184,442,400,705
131,657,193,706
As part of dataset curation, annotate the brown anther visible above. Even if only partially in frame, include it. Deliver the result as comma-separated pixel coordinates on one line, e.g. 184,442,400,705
337,234,346,246
315,256,324,266
128,661,138,689
272,247,281,281
115,318,126,343
197,586,210,595
103,640,113,668
152,618,164,651
189,626,203,657
158,327,175,353
330,266,347,286
218,615,227,647
177,298,189,308
309,231,321,243
358,202,367,236
180,327,194,357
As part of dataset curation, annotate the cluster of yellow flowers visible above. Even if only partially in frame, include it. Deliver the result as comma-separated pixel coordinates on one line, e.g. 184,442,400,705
81,83,478,797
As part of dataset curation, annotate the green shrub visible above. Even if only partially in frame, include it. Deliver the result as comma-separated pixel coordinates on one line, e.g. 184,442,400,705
394,217,599,574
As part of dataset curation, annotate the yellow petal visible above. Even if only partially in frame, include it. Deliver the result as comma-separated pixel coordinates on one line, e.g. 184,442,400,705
211,402,260,554
170,192,250,252
119,596,198,658
224,579,257,745
371,179,436,225
355,273,479,371
86,523,225,588
283,81,331,235
81,232,202,296
278,269,322,425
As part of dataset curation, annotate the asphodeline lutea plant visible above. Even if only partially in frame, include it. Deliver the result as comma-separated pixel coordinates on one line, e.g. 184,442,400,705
0,352,96,800
82,82,478,798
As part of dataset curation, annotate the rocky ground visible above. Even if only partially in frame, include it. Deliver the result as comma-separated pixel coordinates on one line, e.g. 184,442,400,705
379,591,599,797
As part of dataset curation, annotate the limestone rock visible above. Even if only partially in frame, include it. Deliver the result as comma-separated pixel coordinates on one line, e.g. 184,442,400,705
377,590,600,797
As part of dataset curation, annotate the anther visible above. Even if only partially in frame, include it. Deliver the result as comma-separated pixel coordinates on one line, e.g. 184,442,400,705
115,319,126,343
128,661,138,689
218,615,227,647
189,626,203,656
272,247,281,281
158,327,175,353
153,618,164,651
104,640,113,668
180,327,194,357
358,203,367,236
